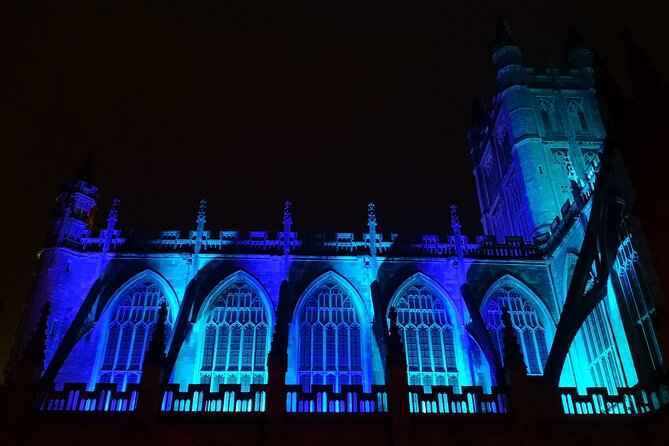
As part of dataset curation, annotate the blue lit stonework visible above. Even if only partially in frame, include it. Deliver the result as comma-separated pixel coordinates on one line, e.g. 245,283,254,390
6,25,666,424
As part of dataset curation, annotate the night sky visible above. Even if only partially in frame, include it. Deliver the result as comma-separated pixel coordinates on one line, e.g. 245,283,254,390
1,1,667,370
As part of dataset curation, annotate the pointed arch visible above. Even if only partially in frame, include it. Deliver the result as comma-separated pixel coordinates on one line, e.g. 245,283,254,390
388,272,460,325
96,269,178,389
560,252,639,392
197,270,275,328
290,270,372,392
194,270,274,391
387,272,478,390
102,269,179,321
480,274,553,376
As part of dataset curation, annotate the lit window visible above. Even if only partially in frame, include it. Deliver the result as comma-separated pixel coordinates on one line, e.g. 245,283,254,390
99,281,171,389
392,283,460,390
297,281,364,392
616,235,663,371
484,286,548,375
199,281,271,391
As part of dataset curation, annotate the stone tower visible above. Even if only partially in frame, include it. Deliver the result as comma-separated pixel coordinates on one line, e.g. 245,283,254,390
469,20,606,242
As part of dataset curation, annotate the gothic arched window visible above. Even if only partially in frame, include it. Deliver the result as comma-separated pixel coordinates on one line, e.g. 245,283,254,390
616,234,663,372
98,281,172,388
297,281,364,392
199,280,271,391
484,286,549,375
392,283,460,389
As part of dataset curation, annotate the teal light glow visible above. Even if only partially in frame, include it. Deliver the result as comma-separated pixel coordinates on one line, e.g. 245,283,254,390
559,278,638,393
287,271,378,393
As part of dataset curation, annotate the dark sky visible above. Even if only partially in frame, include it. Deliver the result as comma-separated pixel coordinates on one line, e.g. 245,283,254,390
1,1,667,368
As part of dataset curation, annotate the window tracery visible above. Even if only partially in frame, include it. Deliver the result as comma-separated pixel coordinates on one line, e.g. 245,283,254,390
297,281,364,392
199,280,271,391
392,283,460,389
98,281,172,388
616,234,663,371
484,286,549,375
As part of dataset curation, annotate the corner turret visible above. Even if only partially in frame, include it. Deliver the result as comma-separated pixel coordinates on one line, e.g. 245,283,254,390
49,154,99,248
492,19,526,90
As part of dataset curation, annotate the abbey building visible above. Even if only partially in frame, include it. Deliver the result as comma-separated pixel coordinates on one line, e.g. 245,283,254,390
1,23,667,446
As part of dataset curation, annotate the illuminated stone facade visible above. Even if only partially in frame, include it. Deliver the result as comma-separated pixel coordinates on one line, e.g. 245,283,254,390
1,23,667,446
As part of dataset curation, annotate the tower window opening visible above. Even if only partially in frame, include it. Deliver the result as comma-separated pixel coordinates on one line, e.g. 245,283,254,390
541,110,552,132
577,110,589,132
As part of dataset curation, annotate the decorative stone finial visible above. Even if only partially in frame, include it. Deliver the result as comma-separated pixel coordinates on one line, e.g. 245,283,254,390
389,306,398,337
368,202,376,224
450,204,460,231
501,306,525,372
564,154,578,181
283,200,293,226
387,306,406,368
144,302,167,367
197,199,207,222
109,198,120,220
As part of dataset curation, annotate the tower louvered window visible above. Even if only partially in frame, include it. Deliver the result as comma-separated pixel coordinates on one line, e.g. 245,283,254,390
484,287,549,375
297,281,364,392
98,281,171,388
393,283,460,390
538,99,555,133
199,281,271,391
567,100,589,133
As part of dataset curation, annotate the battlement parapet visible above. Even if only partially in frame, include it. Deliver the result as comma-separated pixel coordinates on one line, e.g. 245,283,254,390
79,230,547,260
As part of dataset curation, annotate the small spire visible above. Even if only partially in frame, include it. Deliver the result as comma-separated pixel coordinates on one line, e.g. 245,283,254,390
282,201,293,256
450,204,461,232
387,307,406,367
368,202,376,225
144,302,167,367
389,307,399,338
495,18,513,49
283,200,293,226
564,153,578,181
109,198,120,220
197,199,207,223
501,307,525,371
